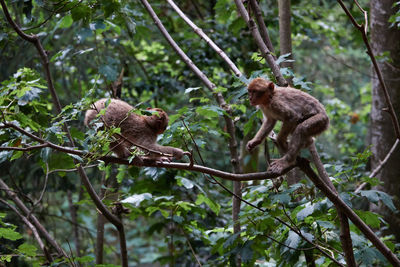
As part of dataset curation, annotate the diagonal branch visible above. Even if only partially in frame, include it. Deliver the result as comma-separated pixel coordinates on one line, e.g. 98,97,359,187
233,0,287,86
0,2,128,265
0,179,68,258
138,1,244,258
309,143,356,267
298,158,400,266
355,138,400,193
336,0,400,139
0,198,54,263
249,0,276,55
166,0,242,77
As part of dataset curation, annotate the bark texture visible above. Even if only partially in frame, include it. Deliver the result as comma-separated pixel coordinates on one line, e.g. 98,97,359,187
278,0,294,70
370,0,400,240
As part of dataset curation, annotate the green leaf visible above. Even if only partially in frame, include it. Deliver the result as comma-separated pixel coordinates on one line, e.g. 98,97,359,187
240,240,254,263
297,204,314,221
176,177,194,189
195,194,220,215
90,20,106,31
116,165,127,183
71,5,91,21
18,243,37,257
184,87,201,94
355,247,385,265
355,210,381,228
99,65,118,81
284,231,300,251
360,190,396,211
0,228,22,241
223,231,241,248
76,255,94,263
48,153,75,171
10,151,23,161
70,127,85,140
40,147,51,162
195,105,223,118
271,192,291,204
59,15,73,29
50,48,72,62
380,192,396,212
68,153,83,162
0,255,12,262
121,193,152,206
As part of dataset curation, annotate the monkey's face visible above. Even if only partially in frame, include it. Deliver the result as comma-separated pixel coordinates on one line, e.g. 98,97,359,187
147,108,169,134
247,78,275,106
248,89,268,106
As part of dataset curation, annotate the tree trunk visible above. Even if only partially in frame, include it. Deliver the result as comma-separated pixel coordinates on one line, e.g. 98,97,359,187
370,0,400,240
278,0,294,71
277,0,299,186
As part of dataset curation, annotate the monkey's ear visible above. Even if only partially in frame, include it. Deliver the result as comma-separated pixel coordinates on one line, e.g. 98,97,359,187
267,82,275,91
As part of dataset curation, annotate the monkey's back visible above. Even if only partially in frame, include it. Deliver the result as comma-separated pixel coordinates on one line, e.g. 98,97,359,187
85,98,157,143
272,87,327,120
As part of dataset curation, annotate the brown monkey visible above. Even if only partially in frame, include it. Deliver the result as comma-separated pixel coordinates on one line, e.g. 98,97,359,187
247,78,329,173
84,98,184,161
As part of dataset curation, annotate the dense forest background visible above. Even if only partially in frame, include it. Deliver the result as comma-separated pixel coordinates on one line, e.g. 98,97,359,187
1,0,400,266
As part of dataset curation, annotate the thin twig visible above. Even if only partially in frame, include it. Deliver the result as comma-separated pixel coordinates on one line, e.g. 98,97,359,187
233,0,287,86
180,227,203,267
0,2,128,265
27,163,51,219
166,0,242,77
298,158,400,266
249,0,276,56
309,143,356,267
355,138,400,193
0,198,53,263
0,178,68,258
247,217,316,252
336,0,400,139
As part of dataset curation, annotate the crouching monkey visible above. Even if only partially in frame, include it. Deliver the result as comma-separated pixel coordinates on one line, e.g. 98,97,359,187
85,98,187,162
246,78,329,174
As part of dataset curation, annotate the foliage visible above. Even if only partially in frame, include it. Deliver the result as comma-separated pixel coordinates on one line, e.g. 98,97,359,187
0,0,398,266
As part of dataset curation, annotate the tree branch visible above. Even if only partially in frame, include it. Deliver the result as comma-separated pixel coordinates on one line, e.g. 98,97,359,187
0,179,68,258
336,0,400,139
0,2,128,265
249,0,276,55
138,2,243,263
298,158,400,266
355,138,400,193
0,198,53,263
233,0,287,86
166,0,242,77
309,143,356,267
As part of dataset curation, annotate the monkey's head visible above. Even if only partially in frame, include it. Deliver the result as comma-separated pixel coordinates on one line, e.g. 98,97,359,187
247,77,275,106
145,107,169,134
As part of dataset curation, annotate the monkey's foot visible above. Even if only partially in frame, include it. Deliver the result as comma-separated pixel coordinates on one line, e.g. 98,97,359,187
268,159,294,175
157,156,172,163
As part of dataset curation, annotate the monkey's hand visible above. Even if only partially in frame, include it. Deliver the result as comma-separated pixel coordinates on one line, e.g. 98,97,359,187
172,148,184,160
268,158,293,175
246,139,261,152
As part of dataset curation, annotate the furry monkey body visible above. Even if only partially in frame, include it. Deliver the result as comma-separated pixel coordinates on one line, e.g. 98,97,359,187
247,78,329,173
85,98,184,161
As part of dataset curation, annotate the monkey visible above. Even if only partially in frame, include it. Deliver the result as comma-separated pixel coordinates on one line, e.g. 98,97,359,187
246,77,329,174
84,98,185,161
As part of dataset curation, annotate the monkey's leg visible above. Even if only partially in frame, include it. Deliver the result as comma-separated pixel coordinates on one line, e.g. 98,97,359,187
110,140,131,158
285,113,328,163
276,123,295,154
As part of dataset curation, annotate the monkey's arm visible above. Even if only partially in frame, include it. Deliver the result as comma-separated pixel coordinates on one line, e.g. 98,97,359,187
148,144,185,160
246,118,276,151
